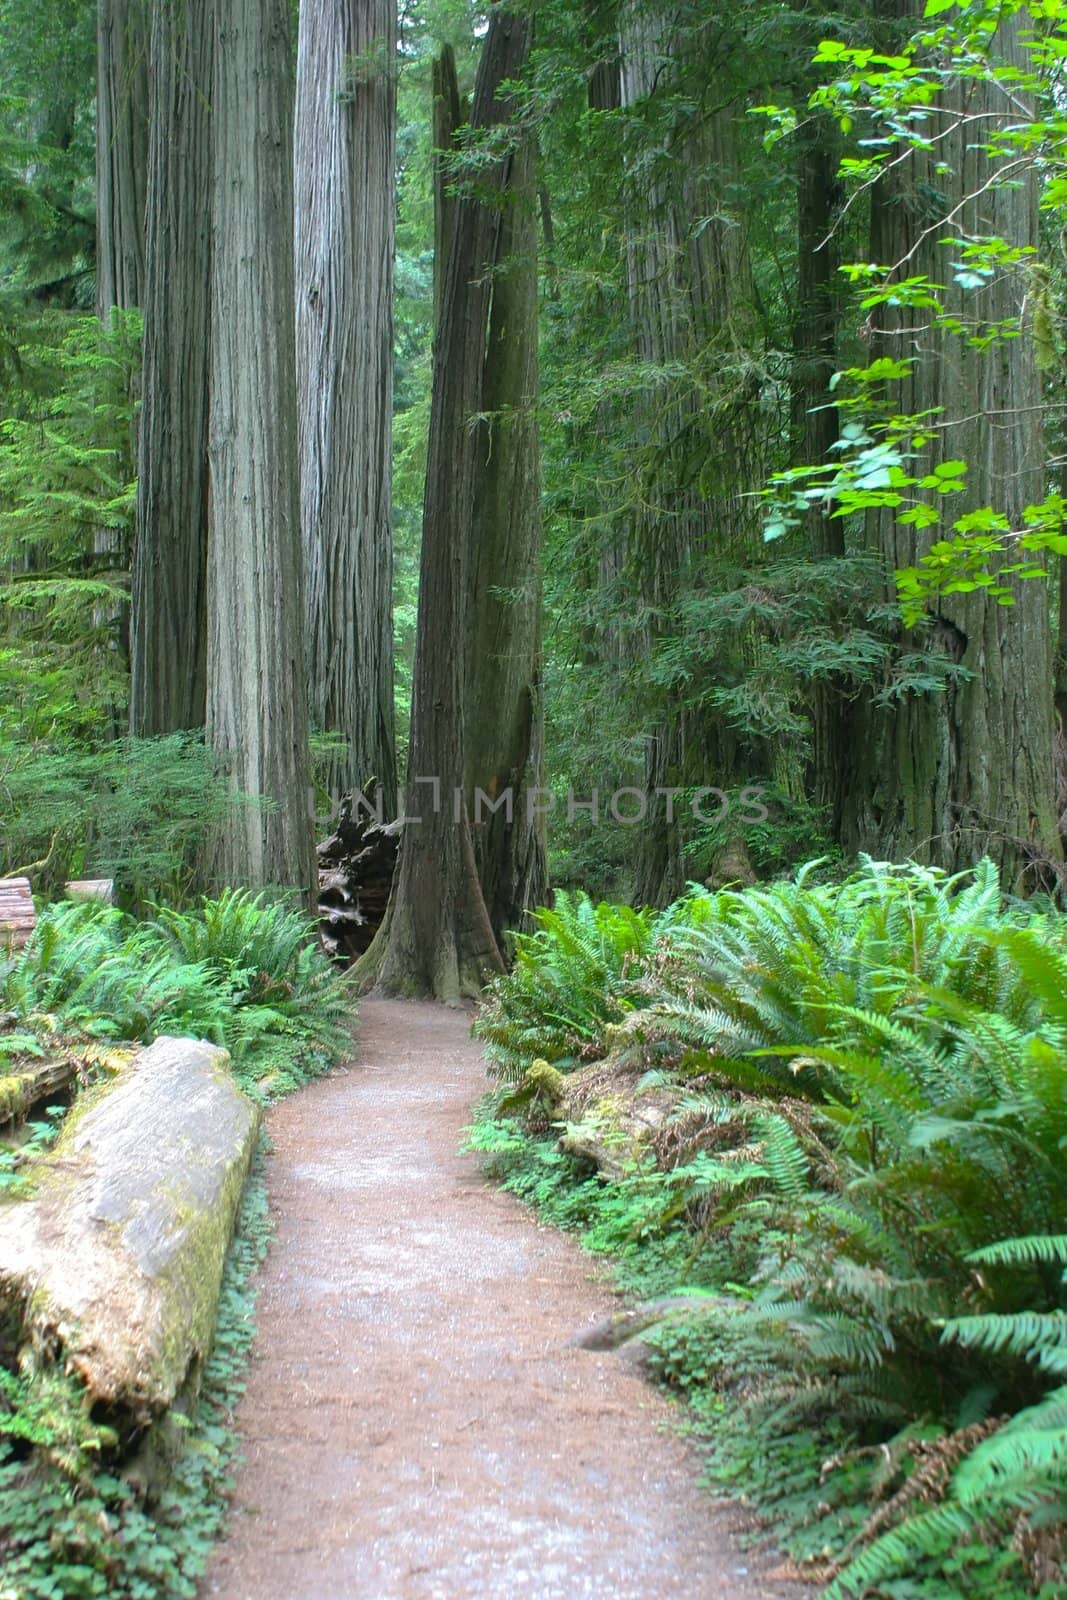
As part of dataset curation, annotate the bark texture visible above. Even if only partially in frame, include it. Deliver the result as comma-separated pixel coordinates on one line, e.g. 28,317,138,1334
462,66,547,943
317,805,400,962
358,12,534,1001
207,0,313,896
617,3,766,904
95,0,148,317
294,0,397,811
0,878,35,952
792,114,850,832
0,1057,80,1124
0,1037,259,1429
94,0,148,687
840,6,1060,884
431,44,463,339
130,0,212,735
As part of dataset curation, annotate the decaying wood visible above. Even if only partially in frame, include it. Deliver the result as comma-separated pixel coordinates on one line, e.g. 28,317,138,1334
0,1058,82,1126
0,879,35,951
509,1050,682,1181
0,1036,259,1428
317,801,400,962
64,879,115,905
559,1074,680,1181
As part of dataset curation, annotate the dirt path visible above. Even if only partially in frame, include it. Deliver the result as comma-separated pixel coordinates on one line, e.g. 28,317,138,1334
203,999,795,1600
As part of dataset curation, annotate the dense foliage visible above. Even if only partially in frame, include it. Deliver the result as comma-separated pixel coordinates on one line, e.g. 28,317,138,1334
471,860,1067,1595
1,889,350,1098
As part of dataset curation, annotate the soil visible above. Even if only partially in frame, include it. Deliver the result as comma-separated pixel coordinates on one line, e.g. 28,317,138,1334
202,999,802,1600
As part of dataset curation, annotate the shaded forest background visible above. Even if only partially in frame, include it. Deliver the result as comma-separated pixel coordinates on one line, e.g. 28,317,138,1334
2,0,1066,987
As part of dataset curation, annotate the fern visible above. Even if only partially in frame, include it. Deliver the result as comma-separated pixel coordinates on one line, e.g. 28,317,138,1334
472,859,1067,1593
3,895,350,1095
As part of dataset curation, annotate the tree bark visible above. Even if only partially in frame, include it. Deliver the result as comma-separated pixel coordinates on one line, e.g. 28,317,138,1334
294,0,397,813
130,0,212,735
207,0,314,896
431,43,463,340
95,0,148,318
95,0,148,696
0,1037,259,1431
0,1057,79,1124
463,78,547,944
355,11,533,1001
840,5,1060,886
792,113,850,833
617,3,767,905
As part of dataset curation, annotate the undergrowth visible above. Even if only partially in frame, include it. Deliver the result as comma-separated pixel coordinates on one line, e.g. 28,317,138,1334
0,1143,271,1600
0,888,350,1099
469,859,1067,1597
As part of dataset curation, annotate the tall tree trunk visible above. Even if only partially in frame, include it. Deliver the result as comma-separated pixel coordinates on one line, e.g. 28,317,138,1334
294,0,397,813
356,11,533,1001
130,0,211,735
792,113,849,832
96,0,147,316
207,0,313,896
95,0,147,698
840,5,1059,886
617,3,766,905
431,43,463,339
464,118,547,943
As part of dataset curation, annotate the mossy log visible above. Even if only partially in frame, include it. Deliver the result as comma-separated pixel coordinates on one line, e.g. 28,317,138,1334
557,1060,680,1182
0,1036,259,1428
0,1057,80,1125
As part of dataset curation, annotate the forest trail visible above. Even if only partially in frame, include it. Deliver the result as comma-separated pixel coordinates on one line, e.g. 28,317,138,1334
203,1000,795,1600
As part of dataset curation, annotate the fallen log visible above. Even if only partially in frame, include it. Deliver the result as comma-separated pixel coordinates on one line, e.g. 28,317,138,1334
0,877,35,952
557,1057,681,1182
0,1057,81,1125
0,1036,259,1428
64,878,115,904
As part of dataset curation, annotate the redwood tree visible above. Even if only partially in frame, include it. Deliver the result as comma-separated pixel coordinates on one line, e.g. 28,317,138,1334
95,0,147,684
206,0,313,895
294,0,397,811
463,116,547,943
130,0,212,735
95,0,147,317
357,9,536,1000
616,1,769,903
838,4,1060,884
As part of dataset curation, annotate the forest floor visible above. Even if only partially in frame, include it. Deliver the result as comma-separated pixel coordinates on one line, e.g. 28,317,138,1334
201,999,800,1600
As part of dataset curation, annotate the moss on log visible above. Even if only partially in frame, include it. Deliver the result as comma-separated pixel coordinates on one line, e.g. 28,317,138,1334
557,1059,680,1182
0,1036,259,1428
0,1058,81,1125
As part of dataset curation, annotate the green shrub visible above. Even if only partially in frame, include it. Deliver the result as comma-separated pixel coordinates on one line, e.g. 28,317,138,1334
471,859,1067,1595
2,892,350,1097
0,730,244,903
473,886,710,1079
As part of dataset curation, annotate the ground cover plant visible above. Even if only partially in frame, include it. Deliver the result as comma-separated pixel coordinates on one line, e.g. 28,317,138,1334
1,887,349,1099
469,860,1067,1596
